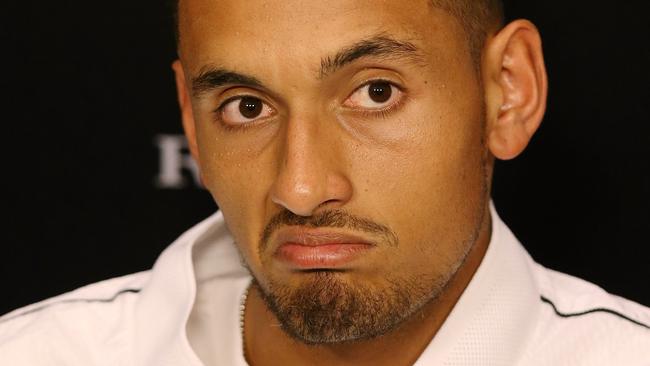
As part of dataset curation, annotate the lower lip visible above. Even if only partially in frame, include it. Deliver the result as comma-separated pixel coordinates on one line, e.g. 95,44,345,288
275,243,373,269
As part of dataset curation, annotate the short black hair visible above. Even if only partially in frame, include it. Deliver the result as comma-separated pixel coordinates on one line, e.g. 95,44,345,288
171,0,504,62
432,0,505,61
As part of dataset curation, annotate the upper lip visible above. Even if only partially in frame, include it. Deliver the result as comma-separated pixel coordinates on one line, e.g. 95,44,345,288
272,227,375,250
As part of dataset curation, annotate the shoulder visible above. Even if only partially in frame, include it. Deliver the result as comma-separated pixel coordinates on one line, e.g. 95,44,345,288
0,271,149,365
525,262,650,365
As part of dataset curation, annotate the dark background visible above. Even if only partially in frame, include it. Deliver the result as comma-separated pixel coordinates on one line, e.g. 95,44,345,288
1,1,648,315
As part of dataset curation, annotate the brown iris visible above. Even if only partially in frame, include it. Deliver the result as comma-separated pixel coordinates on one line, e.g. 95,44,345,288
368,82,392,103
239,97,263,119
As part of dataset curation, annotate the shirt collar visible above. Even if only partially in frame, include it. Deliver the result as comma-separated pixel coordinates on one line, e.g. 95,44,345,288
133,211,231,366
415,202,541,365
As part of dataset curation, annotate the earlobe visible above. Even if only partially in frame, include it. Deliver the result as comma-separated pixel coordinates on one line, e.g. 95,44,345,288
172,60,201,164
484,20,548,160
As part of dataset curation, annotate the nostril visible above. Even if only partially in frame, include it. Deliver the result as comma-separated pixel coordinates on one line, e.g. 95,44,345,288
316,199,343,211
270,195,316,217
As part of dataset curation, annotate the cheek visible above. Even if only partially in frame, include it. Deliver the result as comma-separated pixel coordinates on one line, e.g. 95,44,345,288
194,120,279,262
351,90,485,202
346,90,487,269
194,110,278,203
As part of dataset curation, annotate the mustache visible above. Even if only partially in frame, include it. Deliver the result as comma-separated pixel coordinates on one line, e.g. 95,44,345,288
260,209,398,251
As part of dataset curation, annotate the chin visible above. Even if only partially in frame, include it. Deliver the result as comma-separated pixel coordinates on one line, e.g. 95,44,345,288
253,269,445,344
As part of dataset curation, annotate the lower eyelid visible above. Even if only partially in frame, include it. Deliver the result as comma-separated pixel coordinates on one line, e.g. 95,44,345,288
347,93,408,120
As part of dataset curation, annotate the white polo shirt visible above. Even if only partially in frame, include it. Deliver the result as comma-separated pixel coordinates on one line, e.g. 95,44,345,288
1,205,649,365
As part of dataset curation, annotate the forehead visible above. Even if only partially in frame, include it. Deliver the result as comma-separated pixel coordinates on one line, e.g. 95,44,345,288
178,0,465,74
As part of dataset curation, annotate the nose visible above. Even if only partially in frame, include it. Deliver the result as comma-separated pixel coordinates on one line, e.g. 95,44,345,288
269,117,352,217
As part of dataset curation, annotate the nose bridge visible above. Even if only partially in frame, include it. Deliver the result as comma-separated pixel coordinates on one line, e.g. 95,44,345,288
284,114,323,175
270,113,347,216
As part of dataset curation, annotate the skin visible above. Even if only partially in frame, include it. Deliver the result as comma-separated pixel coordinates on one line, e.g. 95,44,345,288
173,0,547,365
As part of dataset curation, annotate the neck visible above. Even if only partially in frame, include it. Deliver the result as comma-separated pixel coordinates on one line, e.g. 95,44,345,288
244,213,491,366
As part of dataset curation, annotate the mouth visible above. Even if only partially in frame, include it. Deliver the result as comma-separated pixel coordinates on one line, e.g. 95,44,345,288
272,227,376,270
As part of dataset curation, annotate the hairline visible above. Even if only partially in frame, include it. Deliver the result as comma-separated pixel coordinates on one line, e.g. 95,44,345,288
171,0,504,65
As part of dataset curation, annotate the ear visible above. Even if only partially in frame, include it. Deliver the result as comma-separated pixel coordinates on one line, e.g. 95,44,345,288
482,20,548,160
172,60,201,164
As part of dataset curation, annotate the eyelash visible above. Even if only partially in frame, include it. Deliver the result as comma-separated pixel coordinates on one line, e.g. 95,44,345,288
349,79,407,120
212,95,267,132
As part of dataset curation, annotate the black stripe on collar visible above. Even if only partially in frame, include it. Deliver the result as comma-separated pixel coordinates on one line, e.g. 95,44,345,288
541,295,650,330
0,288,141,325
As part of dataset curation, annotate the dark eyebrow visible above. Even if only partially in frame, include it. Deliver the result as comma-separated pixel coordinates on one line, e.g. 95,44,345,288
319,35,423,78
191,68,264,97
190,35,422,97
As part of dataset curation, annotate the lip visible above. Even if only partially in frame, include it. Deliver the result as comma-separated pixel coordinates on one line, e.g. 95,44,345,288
272,228,375,270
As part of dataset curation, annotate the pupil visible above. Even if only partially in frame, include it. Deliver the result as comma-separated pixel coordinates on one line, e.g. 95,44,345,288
239,97,263,119
369,82,392,103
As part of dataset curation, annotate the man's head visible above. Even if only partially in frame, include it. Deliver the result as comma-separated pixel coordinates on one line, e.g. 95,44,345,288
172,0,546,344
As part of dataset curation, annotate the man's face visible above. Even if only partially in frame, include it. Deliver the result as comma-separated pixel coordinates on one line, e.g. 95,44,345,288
178,0,490,343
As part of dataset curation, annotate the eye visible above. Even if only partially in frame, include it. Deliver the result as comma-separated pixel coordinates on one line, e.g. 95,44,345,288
219,96,274,126
344,81,401,110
